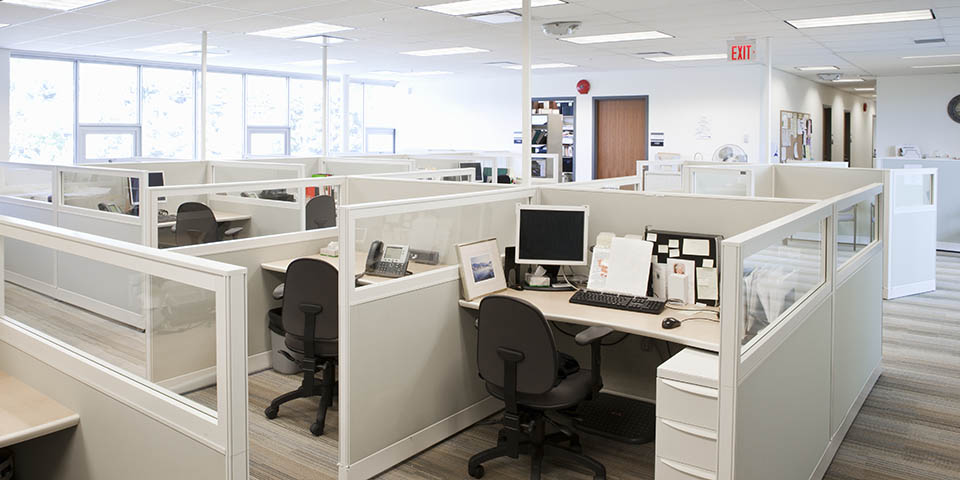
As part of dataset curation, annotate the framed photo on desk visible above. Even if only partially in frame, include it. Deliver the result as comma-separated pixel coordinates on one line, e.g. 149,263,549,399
456,238,507,301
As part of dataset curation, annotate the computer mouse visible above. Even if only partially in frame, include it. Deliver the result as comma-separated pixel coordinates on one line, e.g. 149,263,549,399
662,317,682,329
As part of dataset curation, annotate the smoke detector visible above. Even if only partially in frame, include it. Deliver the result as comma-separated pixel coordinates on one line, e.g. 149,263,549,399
542,21,581,37
817,73,841,81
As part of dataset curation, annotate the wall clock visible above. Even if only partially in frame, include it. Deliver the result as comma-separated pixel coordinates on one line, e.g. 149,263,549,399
950,95,960,124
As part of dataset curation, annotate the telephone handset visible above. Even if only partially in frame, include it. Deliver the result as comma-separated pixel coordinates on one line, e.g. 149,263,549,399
365,240,411,278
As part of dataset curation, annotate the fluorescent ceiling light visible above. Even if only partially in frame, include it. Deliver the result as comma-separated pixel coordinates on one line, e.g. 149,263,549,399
786,9,934,29
796,65,839,71
832,78,863,83
249,22,353,39
485,61,518,67
504,63,576,70
1,0,107,10
297,35,350,45
0,24,9,28
561,31,673,44
468,11,521,24
912,64,960,69
291,59,355,66
902,53,960,59
419,0,565,16
853,87,875,91
400,46,489,56
136,43,224,55
645,53,726,62
370,70,453,76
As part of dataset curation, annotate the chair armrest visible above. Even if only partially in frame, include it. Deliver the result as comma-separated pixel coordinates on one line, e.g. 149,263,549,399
224,226,243,237
272,283,284,300
170,225,177,233
575,326,614,346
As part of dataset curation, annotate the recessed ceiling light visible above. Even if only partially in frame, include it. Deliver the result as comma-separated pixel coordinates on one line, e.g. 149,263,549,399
644,53,726,62
467,11,522,24
1,0,108,10
912,64,960,69
400,46,489,56
370,70,454,77
560,31,673,45
419,0,565,16
136,43,225,55
291,59,355,66
786,9,934,29
296,35,350,45
832,78,864,83
249,22,353,39
796,65,839,71
0,24,9,28
902,53,960,59
504,63,576,70
853,87,875,92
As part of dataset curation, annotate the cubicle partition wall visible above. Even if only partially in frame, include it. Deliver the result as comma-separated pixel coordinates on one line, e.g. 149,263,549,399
208,160,304,184
90,159,210,186
877,157,959,251
0,216,248,479
322,157,416,175
361,168,477,182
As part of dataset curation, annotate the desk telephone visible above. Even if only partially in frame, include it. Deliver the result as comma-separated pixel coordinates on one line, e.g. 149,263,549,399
365,241,410,278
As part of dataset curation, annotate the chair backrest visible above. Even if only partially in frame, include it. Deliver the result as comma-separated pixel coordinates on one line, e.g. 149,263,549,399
477,295,558,395
306,195,336,230
282,258,338,342
176,202,218,246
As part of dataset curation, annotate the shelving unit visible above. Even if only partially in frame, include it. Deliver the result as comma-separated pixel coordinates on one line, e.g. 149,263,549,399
532,98,576,179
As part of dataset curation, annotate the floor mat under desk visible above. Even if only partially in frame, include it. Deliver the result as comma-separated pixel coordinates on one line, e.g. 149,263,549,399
573,392,656,444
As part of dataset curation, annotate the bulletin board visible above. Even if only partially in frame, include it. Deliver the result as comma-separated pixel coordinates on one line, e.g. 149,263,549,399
780,110,813,162
643,228,723,307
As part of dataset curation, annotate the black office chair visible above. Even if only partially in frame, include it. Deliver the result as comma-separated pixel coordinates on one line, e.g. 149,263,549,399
174,202,243,246
263,258,338,436
469,295,610,480
305,195,336,230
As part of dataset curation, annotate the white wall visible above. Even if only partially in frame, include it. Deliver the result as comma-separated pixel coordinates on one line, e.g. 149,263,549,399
876,74,960,159
0,49,10,163
771,69,876,168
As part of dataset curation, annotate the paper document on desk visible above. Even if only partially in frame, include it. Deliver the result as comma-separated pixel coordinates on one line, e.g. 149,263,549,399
587,232,615,292
602,237,653,296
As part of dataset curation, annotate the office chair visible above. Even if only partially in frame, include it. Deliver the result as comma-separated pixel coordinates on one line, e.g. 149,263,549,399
174,202,243,246
263,258,338,436
469,295,610,480
305,195,337,230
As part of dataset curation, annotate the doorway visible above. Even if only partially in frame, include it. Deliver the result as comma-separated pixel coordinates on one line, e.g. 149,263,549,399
843,111,852,163
822,106,832,162
594,96,648,179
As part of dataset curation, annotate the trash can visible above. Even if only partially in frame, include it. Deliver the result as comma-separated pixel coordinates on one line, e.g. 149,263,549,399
268,308,301,374
0,449,13,480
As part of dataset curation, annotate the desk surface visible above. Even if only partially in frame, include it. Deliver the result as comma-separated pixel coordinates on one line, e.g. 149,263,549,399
158,210,251,229
459,289,720,352
261,253,449,285
0,370,80,448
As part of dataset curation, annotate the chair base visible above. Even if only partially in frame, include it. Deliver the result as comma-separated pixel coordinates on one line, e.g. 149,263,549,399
468,411,605,480
264,358,337,437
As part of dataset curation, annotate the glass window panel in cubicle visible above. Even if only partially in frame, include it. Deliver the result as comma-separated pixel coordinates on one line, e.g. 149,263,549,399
837,194,879,268
894,172,934,208
692,168,753,196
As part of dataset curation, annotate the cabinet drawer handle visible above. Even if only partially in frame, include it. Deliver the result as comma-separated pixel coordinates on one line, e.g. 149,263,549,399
661,379,719,399
659,458,716,480
661,419,718,441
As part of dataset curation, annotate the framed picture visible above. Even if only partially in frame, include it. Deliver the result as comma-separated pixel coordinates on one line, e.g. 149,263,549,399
456,238,507,301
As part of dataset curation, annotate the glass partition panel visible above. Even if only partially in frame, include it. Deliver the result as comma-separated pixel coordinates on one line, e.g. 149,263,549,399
894,172,934,208
741,219,825,347
838,194,879,268
0,165,54,202
692,169,752,196
353,196,527,288
211,165,301,183
61,170,139,214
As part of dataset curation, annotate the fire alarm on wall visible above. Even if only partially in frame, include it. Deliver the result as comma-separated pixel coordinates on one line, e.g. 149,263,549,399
576,79,590,95
863,103,868,112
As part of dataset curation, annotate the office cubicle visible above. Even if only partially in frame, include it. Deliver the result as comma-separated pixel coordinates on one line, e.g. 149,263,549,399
877,157,958,251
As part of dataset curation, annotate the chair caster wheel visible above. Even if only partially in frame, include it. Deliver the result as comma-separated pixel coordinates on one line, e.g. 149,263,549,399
310,422,323,436
468,464,484,478
264,406,279,419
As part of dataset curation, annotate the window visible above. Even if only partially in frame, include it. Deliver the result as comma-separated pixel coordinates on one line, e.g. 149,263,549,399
79,63,138,124
246,75,288,126
205,72,243,159
366,128,396,154
289,78,325,156
248,128,290,156
141,67,195,159
79,128,139,162
9,57,75,164
348,82,364,152
327,80,343,153
364,83,400,154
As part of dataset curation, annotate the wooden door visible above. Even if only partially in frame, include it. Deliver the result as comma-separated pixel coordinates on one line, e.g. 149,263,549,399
595,97,648,179
822,106,832,162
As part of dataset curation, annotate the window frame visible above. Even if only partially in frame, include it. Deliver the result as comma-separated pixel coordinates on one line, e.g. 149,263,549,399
365,127,396,154
246,126,291,157
77,125,142,164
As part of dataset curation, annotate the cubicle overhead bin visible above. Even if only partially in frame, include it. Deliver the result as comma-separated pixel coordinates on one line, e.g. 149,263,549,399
877,157,958,251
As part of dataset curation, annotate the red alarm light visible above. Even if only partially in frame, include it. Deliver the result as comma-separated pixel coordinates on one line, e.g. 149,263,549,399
576,79,590,95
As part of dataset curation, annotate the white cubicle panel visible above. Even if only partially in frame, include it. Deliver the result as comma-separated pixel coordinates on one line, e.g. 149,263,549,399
684,166,756,197
0,216,248,479
345,176,509,205
360,168,477,182
883,168,937,298
90,159,210,186
208,160,304,184
322,158,415,175
877,157,960,251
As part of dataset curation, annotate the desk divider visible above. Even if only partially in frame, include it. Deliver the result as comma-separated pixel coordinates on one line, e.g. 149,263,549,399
359,167,477,182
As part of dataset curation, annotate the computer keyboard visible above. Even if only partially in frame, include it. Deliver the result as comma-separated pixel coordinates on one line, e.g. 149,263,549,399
158,213,177,223
569,290,666,314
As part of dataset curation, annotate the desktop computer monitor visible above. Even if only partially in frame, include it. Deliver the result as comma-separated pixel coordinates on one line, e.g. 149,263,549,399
129,171,166,205
459,162,482,181
515,204,589,267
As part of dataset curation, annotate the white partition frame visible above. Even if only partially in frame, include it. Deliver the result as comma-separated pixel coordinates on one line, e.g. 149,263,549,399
882,168,937,298
562,174,643,190
0,215,248,479
207,160,305,183
359,168,477,182
321,158,416,175
683,165,757,197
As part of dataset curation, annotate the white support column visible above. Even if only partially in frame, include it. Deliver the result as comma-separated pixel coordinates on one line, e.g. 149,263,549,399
200,32,208,162
520,0,532,185
322,45,329,156
760,37,773,163
0,49,11,162
342,74,350,153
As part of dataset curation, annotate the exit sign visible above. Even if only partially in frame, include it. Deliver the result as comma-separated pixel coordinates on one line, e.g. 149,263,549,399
728,38,758,62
